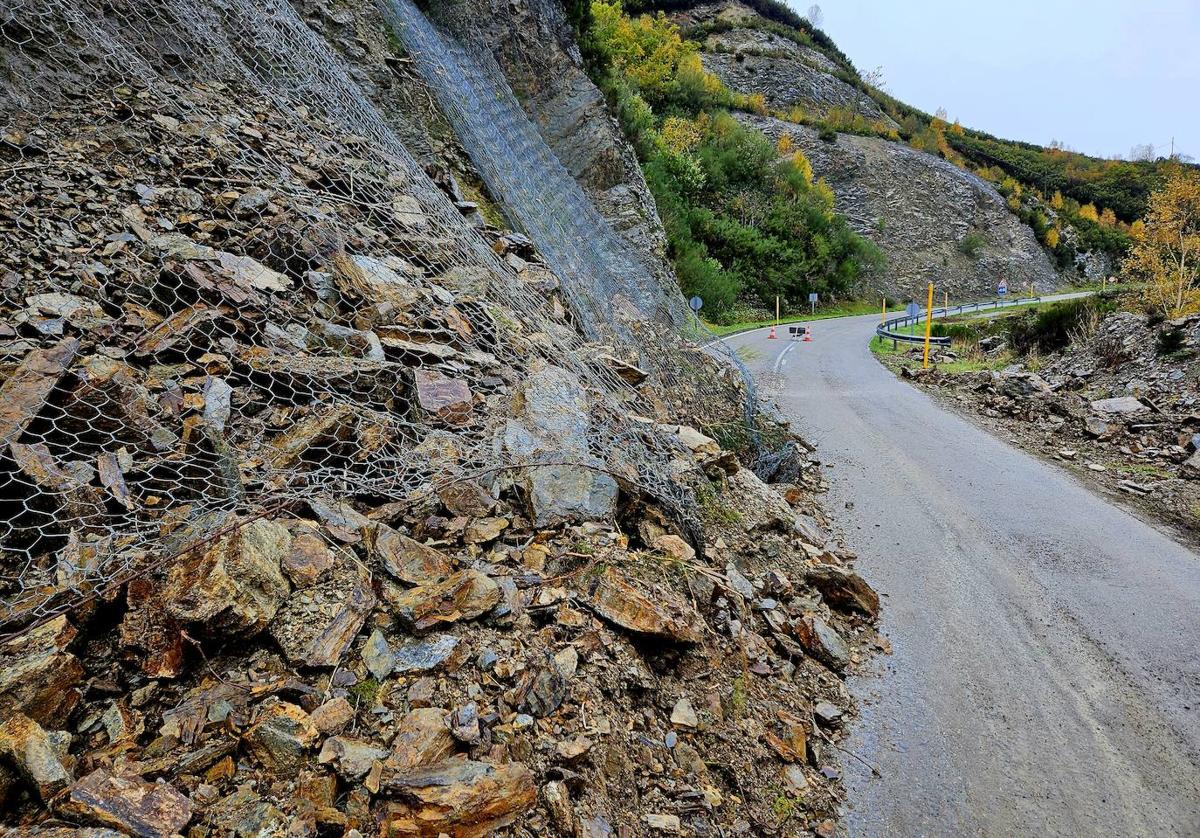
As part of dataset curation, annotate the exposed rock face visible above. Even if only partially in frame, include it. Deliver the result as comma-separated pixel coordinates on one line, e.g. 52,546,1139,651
740,115,1060,301
436,0,676,289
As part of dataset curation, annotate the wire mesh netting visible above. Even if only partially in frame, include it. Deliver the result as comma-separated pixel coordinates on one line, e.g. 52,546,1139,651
0,0,758,637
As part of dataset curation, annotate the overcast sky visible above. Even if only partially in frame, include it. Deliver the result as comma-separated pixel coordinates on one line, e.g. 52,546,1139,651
792,0,1199,160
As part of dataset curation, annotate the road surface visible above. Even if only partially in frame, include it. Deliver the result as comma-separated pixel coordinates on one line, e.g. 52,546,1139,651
727,315,1200,837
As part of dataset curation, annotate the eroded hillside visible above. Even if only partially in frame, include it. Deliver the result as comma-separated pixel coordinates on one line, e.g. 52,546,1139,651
0,0,884,835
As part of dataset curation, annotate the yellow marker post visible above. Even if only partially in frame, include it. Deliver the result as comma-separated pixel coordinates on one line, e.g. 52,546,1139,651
881,296,887,324
922,282,935,369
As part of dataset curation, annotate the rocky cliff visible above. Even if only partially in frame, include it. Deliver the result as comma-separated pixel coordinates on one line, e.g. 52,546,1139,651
672,1,1061,301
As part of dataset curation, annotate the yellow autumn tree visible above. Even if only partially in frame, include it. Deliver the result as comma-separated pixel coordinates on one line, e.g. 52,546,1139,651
776,133,794,155
1130,219,1147,240
1078,203,1099,222
1050,190,1065,210
1044,227,1060,248
659,115,702,153
950,119,965,136
1100,207,1117,227
1123,166,1200,316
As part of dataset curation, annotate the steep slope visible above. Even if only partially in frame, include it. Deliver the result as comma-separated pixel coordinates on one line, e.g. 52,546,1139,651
670,1,1059,300
0,1,882,835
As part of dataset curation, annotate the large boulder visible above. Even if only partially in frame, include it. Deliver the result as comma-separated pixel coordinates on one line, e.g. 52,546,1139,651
56,770,191,837
502,364,618,526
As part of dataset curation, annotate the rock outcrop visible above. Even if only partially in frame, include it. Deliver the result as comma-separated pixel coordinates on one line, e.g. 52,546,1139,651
742,114,1060,300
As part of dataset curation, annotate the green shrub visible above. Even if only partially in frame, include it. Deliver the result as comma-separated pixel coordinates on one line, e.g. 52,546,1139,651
957,231,986,259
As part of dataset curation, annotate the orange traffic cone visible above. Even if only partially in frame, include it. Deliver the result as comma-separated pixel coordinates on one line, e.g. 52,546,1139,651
802,326,812,342
768,326,777,339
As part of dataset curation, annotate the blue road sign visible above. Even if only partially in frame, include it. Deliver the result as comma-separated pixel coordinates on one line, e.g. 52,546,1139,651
689,296,703,312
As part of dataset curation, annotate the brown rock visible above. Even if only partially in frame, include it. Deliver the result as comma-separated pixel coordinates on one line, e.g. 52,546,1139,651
317,736,390,781
0,713,72,801
463,517,508,545
309,697,355,735
381,759,536,837
163,516,292,636
242,700,319,773
652,534,695,563
281,528,335,587
268,561,374,667
386,709,455,772
119,579,185,679
0,615,84,726
585,569,702,643
263,404,354,470
56,769,191,837
806,565,880,618
368,525,452,585
414,369,473,425
764,710,808,763
390,570,500,634
0,337,79,447
793,614,850,671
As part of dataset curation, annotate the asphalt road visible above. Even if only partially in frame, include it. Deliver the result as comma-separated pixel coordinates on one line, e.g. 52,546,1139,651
727,315,1200,837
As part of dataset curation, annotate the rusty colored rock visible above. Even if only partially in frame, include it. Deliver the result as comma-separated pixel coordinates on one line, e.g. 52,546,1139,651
805,565,880,619
389,570,499,634
268,561,374,667
0,337,79,446
119,579,185,679
386,709,456,773
56,769,191,837
0,615,84,727
793,614,850,671
281,528,335,587
381,759,536,838
368,525,452,585
414,369,473,425
263,404,354,469
163,517,292,636
0,713,72,801
585,569,702,643
242,700,319,773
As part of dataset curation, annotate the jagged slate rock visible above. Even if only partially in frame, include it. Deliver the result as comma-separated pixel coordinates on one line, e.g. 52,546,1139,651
331,252,421,311
363,629,396,680
242,700,319,774
201,376,233,430
503,365,618,526
814,702,844,727
464,516,508,545
389,570,500,634
309,697,355,735
0,615,84,726
724,562,755,601
806,565,881,619
511,653,570,717
9,441,107,529
263,404,354,469
542,779,575,833
118,579,184,679
793,615,850,671
1090,396,1148,415
386,709,455,773
447,702,481,745
381,759,536,838
56,769,191,838
644,813,681,833
670,698,698,728
585,568,702,643
1084,415,1113,439
163,517,292,637
782,763,809,793
1181,450,1200,480
368,525,453,585
307,495,373,542
0,713,72,801
489,576,523,626
999,372,1053,399
393,634,460,674
414,369,473,425
317,736,390,781
0,336,78,446
70,355,178,451
269,560,374,667
281,528,335,588
201,782,290,836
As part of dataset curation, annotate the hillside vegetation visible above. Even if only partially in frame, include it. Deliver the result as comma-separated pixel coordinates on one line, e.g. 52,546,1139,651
585,1,881,320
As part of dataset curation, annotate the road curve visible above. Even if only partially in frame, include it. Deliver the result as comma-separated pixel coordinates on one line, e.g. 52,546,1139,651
727,315,1200,837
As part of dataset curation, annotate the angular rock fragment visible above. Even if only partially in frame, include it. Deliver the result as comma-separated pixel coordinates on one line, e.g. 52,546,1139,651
368,525,452,585
585,569,702,643
263,404,354,469
806,565,880,619
0,615,84,726
269,560,374,667
332,253,421,311
386,709,456,773
0,337,78,446
511,652,571,717
310,696,355,735
163,517,292,636
242,700,319,773
503,365,618,526
318,736,390,781
1090,396,1148,416
381,759,536,838
794,615,850,671
393,634,461,674
414,369,473,425
280,528,335,587
389,570,499,634
119,579,185,679
0,713,72,801
57,769,191,837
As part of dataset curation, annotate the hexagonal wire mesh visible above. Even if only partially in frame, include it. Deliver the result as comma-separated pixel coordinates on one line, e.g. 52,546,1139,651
0,0,759,636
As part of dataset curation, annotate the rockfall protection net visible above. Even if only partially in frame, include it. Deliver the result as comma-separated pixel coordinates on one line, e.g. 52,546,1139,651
0,0,765,636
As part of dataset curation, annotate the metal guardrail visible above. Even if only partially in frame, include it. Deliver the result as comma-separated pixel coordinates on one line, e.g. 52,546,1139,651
876,296,1043,347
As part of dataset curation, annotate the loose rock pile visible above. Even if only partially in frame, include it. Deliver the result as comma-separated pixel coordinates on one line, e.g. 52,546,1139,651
0,60,882,838
894,309,1200,538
